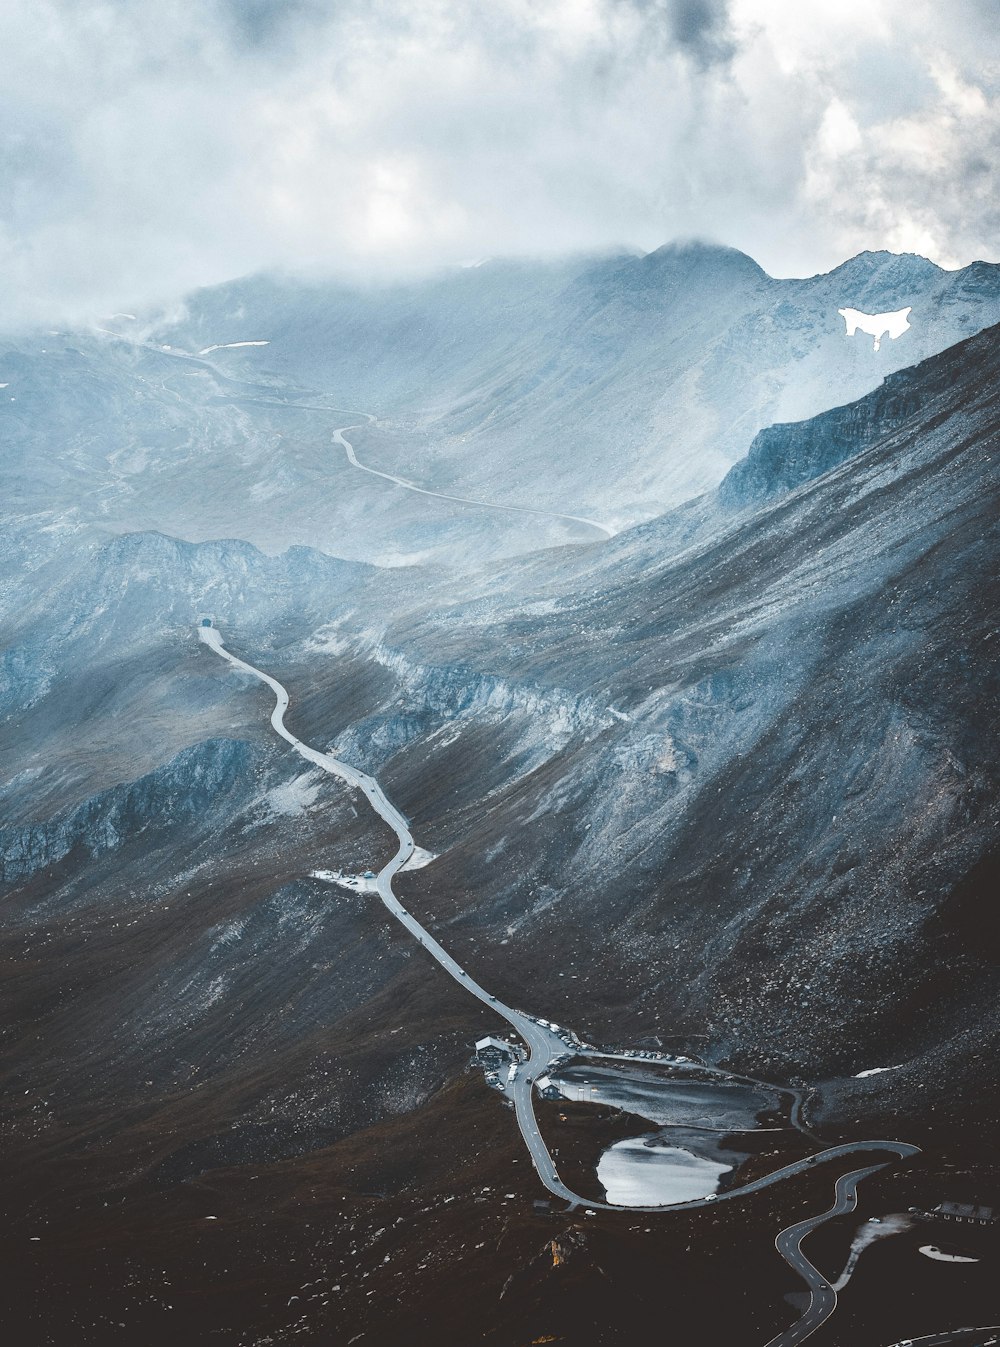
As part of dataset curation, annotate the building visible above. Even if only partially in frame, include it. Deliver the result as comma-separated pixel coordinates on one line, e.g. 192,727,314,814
475,1036,514,1056
200,617,212,628
534,1074,563,1101
933,1203,996,1226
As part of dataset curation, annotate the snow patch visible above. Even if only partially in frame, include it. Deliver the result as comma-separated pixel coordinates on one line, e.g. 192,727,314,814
249,478,285,502
832,1213,914,1290
310,869,379,895
199,340,270,355
266,771,323,817
853,1064,902,1078
211,916,248,948
598,1137,731,1207
302,621,355,657
401,846,437,871
838,306,912,352
918,1245,979,1263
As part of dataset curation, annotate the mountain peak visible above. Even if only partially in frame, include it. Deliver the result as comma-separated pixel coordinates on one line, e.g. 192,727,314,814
822,249,943,284
642,240,768,279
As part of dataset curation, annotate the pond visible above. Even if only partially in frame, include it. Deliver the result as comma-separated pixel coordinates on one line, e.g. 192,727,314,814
598,1135,732,1206
551,1063,778,1129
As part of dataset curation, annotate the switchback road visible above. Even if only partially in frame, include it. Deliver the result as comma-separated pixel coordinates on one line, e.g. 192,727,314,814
199,621,920,1340
765,1164,890,1347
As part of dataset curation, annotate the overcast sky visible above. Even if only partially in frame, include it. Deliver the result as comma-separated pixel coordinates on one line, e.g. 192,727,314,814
1,0,998,323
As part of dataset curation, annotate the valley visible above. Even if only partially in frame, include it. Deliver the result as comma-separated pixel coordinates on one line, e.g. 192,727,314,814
1,246,998,1346
198,617,926,1345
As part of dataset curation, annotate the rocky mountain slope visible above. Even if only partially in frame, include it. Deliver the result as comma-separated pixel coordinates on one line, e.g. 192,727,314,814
1,275,997,1346
154,245,1000,523
6,246,998,573
307,321,997,1119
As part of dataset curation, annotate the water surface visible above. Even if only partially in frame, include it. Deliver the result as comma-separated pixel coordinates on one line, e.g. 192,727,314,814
598,1136,732,1206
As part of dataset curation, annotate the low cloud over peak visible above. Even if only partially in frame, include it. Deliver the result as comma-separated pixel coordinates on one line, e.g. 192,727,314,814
0,0,997,326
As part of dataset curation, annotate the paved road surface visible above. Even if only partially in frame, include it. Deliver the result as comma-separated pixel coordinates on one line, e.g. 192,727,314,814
333,418,615,540
765,1164,888,1346
200,622,923,1346
199,623,572,1188
884,1330,1000,1346
200,624,918,1203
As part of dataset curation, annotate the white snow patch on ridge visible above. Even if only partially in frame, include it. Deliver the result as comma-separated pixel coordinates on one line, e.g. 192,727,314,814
854,1064,903,1078
199,340,270,354
838,306,912,351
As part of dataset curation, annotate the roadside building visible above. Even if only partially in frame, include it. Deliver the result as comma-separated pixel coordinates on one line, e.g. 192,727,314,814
534,1075,563,1101
475,1036,514,1056
914,1202,997,1226
933,1203,996,1226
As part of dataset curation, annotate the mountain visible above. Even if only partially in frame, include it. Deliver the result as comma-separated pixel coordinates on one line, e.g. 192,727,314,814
151,244,1000,524
1,296,997,1344
0,324,623,568
5,245,999,580
718,315,999,506
363,322,1000,1103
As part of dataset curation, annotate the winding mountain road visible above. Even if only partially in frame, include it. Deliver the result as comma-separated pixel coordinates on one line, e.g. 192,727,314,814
333,417,615,540
884,1330,1000,1346
765,1163,892,1347
199,620,920,1340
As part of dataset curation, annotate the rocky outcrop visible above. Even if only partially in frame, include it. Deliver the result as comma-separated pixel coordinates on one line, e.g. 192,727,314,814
0,738,264,884
718,321,999,508
329,643,615,773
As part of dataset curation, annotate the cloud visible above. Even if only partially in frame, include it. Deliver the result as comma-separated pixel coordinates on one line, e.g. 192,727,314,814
665,0,736,67
0,0,997,326
616,0,735,67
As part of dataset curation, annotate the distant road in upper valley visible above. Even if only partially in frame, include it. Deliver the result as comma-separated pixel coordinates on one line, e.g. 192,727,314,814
119,343,615,541
332,417,615,540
